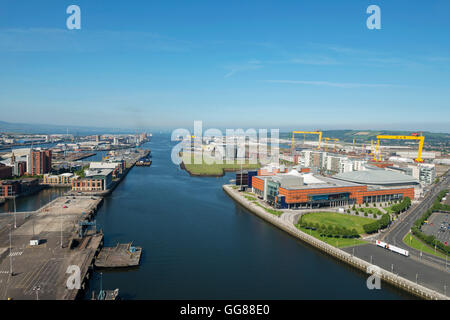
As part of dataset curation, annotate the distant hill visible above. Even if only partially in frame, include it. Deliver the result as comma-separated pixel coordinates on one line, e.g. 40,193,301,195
0,121,144,135
280,129,450,145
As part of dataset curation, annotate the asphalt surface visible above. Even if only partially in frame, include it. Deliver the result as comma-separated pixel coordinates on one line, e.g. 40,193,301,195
381,169,450,268
342,243,450,295
338,170,450,297
422,212,450,244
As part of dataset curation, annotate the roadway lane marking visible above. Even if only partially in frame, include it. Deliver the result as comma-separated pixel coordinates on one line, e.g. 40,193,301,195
8,251,23,257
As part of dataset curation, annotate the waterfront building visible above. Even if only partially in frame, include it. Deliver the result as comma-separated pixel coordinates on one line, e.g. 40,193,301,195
251,168,416,209
89,160,126,178
0,180,20,197
43,173,77,185
0,178,39,197
0,163,12,179
71,169,113,192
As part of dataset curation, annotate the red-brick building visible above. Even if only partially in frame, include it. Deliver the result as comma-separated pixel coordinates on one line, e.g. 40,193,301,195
0,180,20,197
31,150,52,175
0,164,13,179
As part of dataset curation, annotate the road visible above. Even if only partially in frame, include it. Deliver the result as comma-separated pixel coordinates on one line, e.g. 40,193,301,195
381,169,450,269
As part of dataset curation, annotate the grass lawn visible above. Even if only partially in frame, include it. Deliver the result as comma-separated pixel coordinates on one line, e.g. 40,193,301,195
182,154,260,175
359,207,382,214
297,226,367,248
252,201,283,217
300,212,375,234
402,232,448,259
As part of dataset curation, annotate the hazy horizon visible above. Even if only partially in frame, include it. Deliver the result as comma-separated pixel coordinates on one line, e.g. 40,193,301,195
1,119,449,135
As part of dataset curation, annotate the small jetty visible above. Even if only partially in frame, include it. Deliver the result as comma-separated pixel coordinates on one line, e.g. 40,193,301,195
95,242,142,268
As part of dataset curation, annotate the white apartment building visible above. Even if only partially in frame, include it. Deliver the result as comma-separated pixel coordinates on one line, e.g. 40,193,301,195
407,163,436,185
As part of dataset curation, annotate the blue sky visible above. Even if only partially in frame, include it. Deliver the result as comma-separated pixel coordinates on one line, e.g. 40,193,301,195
0,0,449,132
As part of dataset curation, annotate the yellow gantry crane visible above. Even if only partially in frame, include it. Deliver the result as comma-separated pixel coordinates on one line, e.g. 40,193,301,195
372,140,382,161
291,131,322,150
375,133,425,163
323,138,339,152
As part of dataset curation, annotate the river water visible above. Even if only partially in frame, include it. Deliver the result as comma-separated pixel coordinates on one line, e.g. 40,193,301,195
1,133,411,299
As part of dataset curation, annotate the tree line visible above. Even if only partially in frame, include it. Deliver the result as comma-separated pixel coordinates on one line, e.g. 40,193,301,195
298,221,359,238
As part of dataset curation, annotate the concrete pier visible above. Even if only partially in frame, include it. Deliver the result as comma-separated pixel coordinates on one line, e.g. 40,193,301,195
95,243,142,268
0,196,104,300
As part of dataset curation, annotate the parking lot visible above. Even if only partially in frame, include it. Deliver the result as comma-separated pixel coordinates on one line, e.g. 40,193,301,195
422,212,450,245
0,196,103,299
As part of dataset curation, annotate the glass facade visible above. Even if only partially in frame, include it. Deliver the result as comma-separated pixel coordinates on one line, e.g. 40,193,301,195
266,180,280,204
363,193,403,203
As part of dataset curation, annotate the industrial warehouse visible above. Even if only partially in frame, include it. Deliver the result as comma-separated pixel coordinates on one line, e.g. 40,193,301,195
238,164,417,209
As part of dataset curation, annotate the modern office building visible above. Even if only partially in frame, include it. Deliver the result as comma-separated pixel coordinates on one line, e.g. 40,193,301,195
71,169,113,192
417,164,436,185
251,168,416,209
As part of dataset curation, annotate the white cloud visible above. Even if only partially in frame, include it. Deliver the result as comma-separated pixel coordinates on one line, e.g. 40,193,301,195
0,28,193,53
224,61,263,78
264,80,403,88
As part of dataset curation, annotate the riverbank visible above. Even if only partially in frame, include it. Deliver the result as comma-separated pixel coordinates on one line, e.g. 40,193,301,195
223,184,448,300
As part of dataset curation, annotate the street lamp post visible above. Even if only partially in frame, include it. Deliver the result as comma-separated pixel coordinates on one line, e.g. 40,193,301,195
33,286,41,300
13,197,17,229
9,225,13,276
61,217,63,248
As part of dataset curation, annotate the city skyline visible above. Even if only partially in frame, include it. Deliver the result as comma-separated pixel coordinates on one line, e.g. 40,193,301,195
1,1,449,131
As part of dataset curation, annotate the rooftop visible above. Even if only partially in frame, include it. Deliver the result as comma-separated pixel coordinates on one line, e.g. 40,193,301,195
85,169,113,178
333,169,419,185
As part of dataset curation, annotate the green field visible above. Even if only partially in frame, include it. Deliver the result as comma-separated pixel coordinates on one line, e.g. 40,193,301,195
300,212,375,234
182,154,260,176
403,232,448,259
297,226,367,248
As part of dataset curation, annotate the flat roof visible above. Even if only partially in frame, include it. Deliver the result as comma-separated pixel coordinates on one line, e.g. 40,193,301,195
333,169,419,185
85,169,113,177
255,172,361,190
